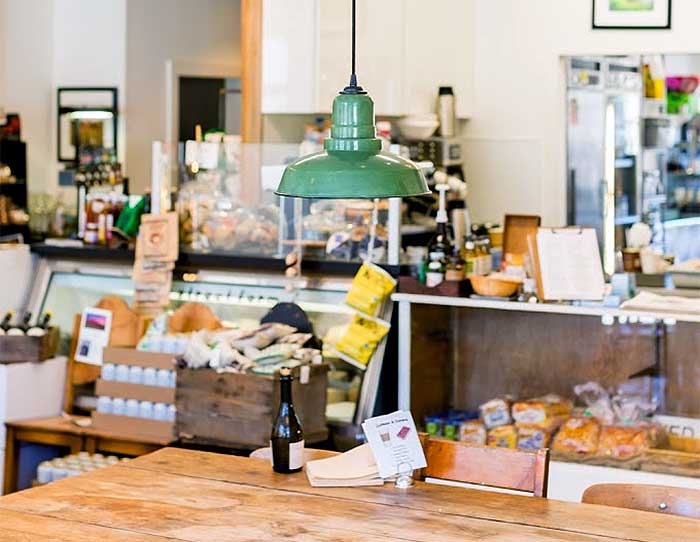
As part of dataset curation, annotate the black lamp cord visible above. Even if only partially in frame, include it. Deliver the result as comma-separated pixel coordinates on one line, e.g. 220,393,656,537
342,0,366,95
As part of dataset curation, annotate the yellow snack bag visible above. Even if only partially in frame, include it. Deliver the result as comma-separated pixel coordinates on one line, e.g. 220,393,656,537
345,263,397,316
335,314,390,366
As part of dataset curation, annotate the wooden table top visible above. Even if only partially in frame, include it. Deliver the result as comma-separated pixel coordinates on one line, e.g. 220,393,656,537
1,447,697,541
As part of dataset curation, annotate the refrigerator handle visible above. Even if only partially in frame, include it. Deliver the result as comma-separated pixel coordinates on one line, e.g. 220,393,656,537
567,168,576,225
602,101,617,276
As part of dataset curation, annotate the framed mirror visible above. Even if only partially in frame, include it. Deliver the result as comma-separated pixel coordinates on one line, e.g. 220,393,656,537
57,87,118,163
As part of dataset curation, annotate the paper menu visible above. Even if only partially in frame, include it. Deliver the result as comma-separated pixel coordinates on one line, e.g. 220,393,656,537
362,411,427,479
74,307,112,365
536,228,605,301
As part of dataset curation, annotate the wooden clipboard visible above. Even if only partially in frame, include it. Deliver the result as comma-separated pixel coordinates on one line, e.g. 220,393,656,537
529,227,604,302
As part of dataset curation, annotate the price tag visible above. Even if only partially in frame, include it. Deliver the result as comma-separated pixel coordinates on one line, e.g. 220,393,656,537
300,365,310,385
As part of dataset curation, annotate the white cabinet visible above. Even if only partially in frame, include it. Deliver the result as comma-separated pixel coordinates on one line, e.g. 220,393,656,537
318,0,405,116
261,0,473,118
261,0,319,114
403,0,474,118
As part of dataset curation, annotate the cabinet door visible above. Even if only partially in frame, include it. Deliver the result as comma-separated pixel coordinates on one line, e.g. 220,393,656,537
318,0,405,116
261,0,319,114
403,0,473,118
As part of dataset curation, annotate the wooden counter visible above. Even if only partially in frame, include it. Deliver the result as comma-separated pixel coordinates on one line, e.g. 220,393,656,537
0,447,697,541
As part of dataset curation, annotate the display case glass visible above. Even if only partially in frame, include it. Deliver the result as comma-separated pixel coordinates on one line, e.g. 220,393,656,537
28,257,389,430
176,143,400,265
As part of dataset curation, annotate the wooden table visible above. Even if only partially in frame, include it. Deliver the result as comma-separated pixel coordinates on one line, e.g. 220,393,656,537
1,448,698,541
3,416,172,494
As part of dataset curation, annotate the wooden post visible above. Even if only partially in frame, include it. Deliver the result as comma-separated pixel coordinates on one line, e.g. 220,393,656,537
241,0,263,144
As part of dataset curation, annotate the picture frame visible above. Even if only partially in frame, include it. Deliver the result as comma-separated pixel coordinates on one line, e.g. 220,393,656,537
592,0,672,29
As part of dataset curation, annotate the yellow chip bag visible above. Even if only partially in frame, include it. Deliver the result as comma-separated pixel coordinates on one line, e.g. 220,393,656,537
345,263,397,317
335,314,390,366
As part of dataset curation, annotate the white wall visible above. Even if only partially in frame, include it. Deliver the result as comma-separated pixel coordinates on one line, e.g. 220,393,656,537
0,0,126,197
0,0,55,193
53,0,127,170
466,0,700,227
125,0,241,193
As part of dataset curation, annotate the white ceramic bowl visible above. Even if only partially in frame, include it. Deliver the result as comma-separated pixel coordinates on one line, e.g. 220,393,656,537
398,114,439,140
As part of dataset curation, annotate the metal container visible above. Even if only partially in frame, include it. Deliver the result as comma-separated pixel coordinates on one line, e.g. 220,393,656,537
644,117,674,149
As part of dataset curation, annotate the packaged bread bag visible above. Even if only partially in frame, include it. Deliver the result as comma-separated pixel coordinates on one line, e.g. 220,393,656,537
479,397,513,429
552,416,601,454
487,425,517,448
512,394,571,428
597,425,653,458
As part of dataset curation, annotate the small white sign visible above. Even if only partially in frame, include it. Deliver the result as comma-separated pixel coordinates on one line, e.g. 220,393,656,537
362,410,427,479
74,307,112,365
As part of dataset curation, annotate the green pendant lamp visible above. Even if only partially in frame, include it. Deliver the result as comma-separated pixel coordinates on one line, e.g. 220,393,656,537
275,0,429,199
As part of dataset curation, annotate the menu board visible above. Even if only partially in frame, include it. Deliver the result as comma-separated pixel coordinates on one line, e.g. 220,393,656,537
536,228,605,301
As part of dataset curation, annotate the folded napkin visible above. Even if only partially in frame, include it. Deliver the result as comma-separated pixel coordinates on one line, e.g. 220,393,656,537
306,444,384,487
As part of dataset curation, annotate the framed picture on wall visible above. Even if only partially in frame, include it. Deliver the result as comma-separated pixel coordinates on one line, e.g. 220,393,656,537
592,0,672,29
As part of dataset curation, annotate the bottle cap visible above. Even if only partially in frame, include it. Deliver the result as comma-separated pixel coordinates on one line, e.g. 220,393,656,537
279,367,292,377
439,86,454,95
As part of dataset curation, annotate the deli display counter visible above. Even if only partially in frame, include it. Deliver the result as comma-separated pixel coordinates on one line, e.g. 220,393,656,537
26,249,395,448
392,292,700,501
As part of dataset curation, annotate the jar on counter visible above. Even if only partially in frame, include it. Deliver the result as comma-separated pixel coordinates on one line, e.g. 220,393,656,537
445,249,465,282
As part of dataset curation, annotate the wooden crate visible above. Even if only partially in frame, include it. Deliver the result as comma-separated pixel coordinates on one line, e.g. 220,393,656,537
176,364,329,449
0,327,60,363
91,347,177,441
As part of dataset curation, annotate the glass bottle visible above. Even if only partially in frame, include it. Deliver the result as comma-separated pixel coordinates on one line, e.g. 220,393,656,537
463,236,478,276
271,367,304,474
445,247,465,282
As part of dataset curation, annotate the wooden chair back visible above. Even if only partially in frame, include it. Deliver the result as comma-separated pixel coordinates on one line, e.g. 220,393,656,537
582,483,700,519
419,436,550,497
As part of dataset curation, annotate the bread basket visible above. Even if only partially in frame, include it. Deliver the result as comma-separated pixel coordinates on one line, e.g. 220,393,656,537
468,274,521,298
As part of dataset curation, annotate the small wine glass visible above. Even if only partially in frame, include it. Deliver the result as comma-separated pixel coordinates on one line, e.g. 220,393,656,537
394,461,414,489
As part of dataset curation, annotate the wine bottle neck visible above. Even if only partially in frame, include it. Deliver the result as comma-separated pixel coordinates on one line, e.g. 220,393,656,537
280,376,292,404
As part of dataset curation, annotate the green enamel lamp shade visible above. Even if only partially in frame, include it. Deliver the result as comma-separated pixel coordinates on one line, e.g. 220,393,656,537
276,92,429,199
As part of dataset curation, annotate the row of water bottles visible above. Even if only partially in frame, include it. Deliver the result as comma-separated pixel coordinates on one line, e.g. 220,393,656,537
97,396,176,421
102,363,176,388
37,452,128,484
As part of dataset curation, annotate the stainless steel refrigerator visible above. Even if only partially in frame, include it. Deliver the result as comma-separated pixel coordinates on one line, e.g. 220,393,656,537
566,56,642,275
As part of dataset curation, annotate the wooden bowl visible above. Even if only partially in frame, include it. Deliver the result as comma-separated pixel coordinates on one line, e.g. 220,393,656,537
468,274,520,298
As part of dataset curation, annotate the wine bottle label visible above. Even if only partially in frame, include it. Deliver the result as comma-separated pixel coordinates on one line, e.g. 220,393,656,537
289,440,305,470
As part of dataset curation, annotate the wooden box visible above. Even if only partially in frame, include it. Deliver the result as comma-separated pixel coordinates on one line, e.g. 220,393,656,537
176,364,329,449
91,347,177,442
399,276,472,297
0,327,60,364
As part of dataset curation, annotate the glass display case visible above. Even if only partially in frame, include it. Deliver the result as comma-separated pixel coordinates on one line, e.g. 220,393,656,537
175,142,404,266
394,296,700,483
27,255,393,441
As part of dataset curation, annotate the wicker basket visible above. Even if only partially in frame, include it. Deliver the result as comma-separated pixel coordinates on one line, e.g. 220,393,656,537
468,275,520,298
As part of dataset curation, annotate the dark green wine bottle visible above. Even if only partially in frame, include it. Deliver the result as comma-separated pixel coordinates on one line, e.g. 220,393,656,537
270,367,304,474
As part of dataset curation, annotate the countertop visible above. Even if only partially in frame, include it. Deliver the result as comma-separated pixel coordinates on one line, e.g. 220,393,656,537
1,447,697,541
392,292,700,323
31,242,404,276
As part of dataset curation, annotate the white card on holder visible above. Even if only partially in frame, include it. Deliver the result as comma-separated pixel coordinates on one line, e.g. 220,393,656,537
536,228,606,301
362,410,427,479
74,307,112,365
